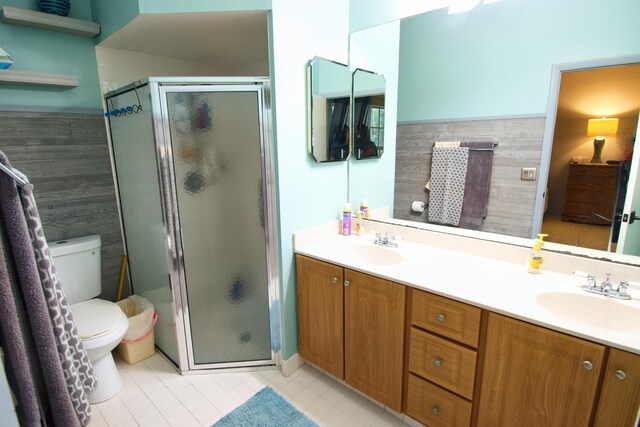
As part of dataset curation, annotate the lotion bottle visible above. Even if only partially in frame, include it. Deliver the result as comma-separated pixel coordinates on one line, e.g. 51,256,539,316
360,199,370,219
527,233,548,274
354,211,364,236
342,203,352,236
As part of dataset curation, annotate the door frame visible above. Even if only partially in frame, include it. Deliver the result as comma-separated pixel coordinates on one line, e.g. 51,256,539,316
616,111,640,254
532,55,640,238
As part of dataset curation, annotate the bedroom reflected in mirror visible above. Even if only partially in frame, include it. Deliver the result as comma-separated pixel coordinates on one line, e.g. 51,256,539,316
306,57,351,163
352,69,386,160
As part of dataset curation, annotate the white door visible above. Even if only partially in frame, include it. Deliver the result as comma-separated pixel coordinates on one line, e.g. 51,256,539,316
617,111,640,256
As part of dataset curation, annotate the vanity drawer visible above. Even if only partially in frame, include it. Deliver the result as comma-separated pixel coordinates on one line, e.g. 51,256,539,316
406,373,471,427
409,327,477,399
411,290,481,348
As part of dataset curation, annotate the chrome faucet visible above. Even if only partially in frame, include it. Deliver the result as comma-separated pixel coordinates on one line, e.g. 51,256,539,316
374,232,398,248
601,273,613,296
577,272,632,300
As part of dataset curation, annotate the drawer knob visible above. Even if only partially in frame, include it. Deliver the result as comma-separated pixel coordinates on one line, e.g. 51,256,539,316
436,314,445,323
614,369,627,380
433,359,442,368
431,407,439,416
582,360,593,371
331,277,338,284
344,280,351,287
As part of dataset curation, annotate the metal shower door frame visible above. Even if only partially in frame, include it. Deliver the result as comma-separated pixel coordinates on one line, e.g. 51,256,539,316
153,78,281,371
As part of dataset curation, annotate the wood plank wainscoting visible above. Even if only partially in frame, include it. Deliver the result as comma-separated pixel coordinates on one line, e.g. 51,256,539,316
395,117,546,238
0,111,127,301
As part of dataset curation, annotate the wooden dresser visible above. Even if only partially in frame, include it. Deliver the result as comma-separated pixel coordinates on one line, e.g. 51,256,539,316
561,163,619,225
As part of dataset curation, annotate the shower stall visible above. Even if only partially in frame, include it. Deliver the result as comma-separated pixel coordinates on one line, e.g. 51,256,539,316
105,78,280,371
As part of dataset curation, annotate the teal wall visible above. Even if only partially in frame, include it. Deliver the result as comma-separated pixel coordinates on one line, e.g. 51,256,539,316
398,0,640,122
90,0,140,43
138,0,270,14
0,0,102,109
270,0,350,360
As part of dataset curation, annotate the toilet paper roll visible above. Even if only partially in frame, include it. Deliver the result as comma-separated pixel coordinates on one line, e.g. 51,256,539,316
411,201,425,213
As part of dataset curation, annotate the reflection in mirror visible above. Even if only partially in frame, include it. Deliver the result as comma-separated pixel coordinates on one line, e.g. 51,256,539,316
352,69,386,160
306,57,351,162
348,1,640,264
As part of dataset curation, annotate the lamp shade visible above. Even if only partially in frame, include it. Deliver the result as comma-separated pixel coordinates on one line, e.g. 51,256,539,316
587,118,619,136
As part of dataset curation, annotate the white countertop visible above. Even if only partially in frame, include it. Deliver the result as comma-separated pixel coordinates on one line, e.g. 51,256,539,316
295,232,640,355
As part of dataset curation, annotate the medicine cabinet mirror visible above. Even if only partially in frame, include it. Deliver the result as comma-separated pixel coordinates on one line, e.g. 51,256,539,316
352,69,386,160
306,57,351,162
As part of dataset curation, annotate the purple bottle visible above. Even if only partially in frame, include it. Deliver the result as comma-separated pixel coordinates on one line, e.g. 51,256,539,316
342,203,352,236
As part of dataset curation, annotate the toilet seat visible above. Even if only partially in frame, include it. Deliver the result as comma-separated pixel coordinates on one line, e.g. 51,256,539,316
71,299,126,340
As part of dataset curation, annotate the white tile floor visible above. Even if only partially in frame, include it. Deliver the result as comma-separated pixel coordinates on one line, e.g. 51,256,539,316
87,353,411,427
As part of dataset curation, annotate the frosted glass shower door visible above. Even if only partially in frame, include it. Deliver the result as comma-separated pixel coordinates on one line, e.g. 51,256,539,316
108,84,180,365
163,87,273,366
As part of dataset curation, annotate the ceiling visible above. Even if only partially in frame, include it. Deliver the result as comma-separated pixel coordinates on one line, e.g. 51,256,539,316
558,64,640,120
98,10,269,69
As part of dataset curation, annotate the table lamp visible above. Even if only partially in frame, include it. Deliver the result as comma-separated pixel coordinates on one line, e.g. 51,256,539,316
587,117,618,164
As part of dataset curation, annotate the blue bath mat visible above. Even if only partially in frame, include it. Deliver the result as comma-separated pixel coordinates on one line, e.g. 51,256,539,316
213,386,318,427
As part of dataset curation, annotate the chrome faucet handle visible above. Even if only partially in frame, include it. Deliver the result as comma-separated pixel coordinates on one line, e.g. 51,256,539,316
617,280,629,295
586,274,597,288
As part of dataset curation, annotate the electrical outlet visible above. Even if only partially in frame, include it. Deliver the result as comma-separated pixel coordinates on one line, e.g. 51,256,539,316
521,167,537,181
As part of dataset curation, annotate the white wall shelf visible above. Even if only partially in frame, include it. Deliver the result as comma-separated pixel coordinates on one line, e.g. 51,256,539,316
0,6,100,37
0,70,78,88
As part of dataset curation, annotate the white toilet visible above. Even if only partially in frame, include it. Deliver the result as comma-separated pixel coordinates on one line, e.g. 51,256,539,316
49,235,129,404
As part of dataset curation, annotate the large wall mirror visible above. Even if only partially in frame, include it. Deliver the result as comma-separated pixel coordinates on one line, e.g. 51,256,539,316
306,57,351,162
348,1,640,264
352,69,386,160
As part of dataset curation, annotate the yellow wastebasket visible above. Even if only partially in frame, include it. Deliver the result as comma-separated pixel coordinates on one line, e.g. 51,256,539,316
116,296,157,364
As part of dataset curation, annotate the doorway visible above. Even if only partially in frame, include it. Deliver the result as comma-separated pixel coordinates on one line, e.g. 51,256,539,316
533,59,640,254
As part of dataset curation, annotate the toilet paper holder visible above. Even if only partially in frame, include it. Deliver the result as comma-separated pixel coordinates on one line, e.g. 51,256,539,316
411,201,426,213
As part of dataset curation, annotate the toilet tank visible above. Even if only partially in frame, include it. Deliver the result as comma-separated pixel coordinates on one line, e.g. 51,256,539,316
49,235,102,305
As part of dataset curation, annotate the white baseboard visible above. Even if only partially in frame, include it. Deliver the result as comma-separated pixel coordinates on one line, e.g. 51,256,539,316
280,353,304,377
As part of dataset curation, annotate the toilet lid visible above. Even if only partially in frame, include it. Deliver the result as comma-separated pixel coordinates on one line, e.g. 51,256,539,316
71,299,125,340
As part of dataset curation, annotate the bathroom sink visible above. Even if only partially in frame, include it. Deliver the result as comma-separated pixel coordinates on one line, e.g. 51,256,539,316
535,292,639,334
352,244,404,266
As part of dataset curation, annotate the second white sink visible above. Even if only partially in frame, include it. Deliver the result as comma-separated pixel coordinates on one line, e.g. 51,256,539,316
535,291,639,334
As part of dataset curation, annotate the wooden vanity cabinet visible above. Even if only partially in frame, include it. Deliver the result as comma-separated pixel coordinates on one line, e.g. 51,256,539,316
405,289,481,427
296,255,406,412
477,313,606,427
296,255,344,379
593,348,640,427
344,269,406,412
297,254,640,425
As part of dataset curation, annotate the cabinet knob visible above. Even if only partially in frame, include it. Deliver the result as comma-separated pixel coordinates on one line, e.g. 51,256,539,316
582,360,593,371
331,277,338,284
433,359,442,368
436,314,445,323
431,407,439,416
344,280,351,287
614,369,627,380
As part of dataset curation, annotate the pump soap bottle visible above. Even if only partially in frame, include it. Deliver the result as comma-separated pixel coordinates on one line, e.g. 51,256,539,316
527,233,548,274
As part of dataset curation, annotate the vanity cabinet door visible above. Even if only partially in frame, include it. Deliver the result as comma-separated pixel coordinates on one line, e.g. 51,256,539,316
344,269,406,413
477,313,605,427
593,348,640,427
296,255,344,379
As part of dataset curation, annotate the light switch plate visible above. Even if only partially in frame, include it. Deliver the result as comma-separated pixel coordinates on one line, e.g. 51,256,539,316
521,167,537,181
